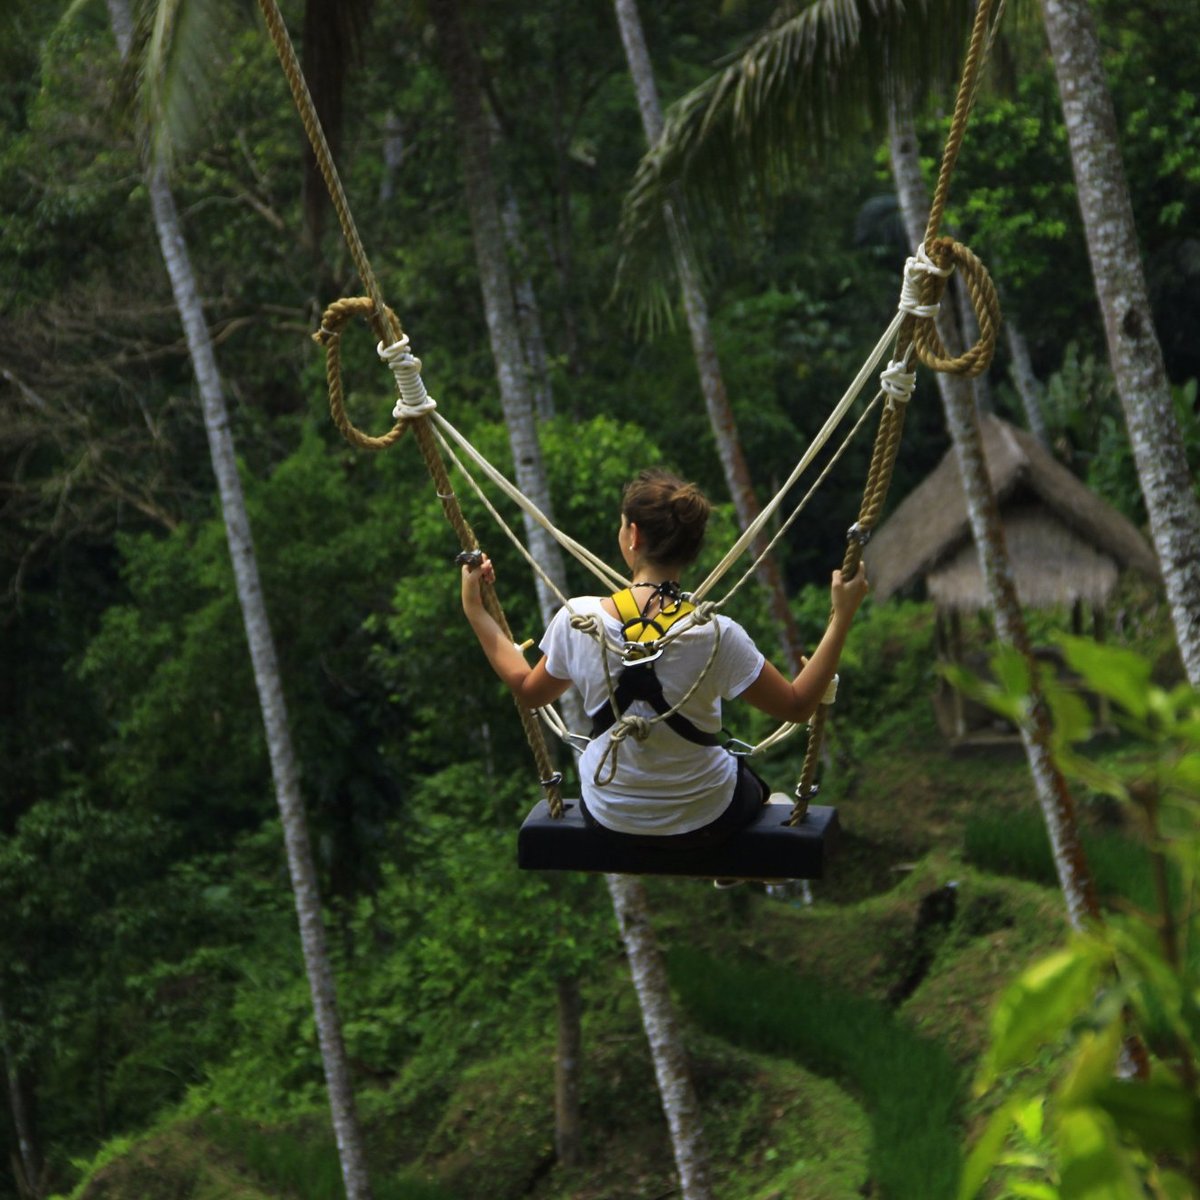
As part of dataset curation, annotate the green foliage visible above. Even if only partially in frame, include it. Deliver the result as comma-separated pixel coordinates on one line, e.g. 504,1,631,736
965,809,1182,915
200,1113,451,1200
670,946,964,1200
960,639,1200,1200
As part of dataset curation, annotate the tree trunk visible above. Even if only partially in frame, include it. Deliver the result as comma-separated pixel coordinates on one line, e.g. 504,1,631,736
1004,322,1051,448
428,0,587,1161
605,874,714,1200
889,99,1100,932
1040,0,1200,686
501,187,555,422
431,0,567,620
554,976,583,1166
613,0,805,672
107,5,374,1196
0,995,40,1197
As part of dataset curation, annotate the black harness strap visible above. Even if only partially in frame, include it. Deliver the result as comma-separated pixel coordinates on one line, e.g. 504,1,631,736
588,661,722,747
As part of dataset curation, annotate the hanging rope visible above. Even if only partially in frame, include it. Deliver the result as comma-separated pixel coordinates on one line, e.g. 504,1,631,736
790,0,1003,824
257,0,565,817
261,0,1003,827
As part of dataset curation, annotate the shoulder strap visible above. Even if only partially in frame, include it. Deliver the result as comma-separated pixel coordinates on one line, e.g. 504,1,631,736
612,588,696,645
589,664,722,747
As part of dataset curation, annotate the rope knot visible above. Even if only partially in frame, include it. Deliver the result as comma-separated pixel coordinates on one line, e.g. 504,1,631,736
613,714,652,743
688,601,717,626
569,613,599,635
315,297,408,451
898,242,954,320
879,358,916,411
379,335,437,418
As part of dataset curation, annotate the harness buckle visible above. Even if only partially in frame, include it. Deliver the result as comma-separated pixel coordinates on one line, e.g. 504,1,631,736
621,641,664,666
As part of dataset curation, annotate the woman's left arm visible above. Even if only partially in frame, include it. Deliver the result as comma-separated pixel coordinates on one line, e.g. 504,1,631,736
461,555,572,709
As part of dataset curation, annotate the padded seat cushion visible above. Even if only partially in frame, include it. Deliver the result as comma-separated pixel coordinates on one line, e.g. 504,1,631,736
517,798,839,879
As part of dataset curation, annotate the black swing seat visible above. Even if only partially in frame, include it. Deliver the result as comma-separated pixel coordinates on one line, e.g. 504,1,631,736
517,797,839,880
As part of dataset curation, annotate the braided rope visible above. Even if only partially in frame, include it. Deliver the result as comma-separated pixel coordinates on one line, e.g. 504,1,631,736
313,298,409,450
409,418,564,817
258,0,565,815
257,0,394,339
792,0,1002,822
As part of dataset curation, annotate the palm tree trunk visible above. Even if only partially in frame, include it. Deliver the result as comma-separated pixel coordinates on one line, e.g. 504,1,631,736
500,183,555,422
613,0,805,672
429,0,566,618
605,874,714,1200
1004,323,1051,448
106,4,374,1195
1039,0,1200,686
554,976,583,1166
428,0,589,1162
889,98,1099,931
1,994,40,1197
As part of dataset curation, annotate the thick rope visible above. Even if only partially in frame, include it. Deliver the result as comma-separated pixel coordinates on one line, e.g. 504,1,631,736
267,0,1001,829
314,298,409,450
258,0,564,815
257,0,394,339
409,417,565,817
792,0,1002,823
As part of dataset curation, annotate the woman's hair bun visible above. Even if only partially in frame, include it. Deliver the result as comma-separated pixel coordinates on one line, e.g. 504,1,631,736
622,469,711,567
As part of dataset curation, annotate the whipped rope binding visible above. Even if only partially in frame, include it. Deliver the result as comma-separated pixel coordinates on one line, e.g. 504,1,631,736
379,335,437,418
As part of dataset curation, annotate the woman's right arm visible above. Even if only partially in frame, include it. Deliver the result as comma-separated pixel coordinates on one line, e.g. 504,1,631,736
739,568,868,724
462,555,572,709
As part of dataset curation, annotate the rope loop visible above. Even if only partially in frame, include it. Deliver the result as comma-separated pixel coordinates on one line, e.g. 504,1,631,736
911,238,1002,379
592,715,652,787
379,336,438,418
313,296,410,451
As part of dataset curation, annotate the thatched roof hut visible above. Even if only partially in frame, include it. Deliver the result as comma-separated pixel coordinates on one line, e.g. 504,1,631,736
864,413,1159,612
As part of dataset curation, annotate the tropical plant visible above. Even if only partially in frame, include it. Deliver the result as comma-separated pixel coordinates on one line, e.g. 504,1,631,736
956,637,1200,1200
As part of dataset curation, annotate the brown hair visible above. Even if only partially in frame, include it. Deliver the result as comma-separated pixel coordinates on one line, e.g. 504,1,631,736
621,469,710,568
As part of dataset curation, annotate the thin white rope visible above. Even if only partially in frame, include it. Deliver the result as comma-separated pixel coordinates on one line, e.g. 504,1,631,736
431,423,577,613
431,412,628,592
691,306,905,602
379,336,437,417
711,388,883,612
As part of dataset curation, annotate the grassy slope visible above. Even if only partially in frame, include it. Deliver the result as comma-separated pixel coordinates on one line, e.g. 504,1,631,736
64,731,1084,1200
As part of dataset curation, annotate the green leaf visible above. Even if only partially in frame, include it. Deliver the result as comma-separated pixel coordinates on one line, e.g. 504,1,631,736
1056,1109,1143,1200
1090,1073,1197,1157
959,1098,1024,1200
977,944,1107,1091
1056,637,1152,721
1057,1018,1122,1109
1008,1183,1060,1200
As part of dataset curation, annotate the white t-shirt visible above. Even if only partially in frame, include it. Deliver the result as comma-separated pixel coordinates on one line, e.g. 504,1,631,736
540,597,765,835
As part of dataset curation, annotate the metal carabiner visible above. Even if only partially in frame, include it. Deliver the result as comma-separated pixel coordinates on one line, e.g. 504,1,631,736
722,737,756,757
621,641,664,667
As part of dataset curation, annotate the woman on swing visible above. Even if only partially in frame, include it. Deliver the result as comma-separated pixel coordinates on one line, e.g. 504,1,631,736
461,468,868,849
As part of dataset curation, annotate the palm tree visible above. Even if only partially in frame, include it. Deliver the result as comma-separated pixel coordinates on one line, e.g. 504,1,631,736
622,0,1200,689
428,1,712,1188
1038,0,1200,687
105,3,375,1196
613,0,805,675
617,0,1103,929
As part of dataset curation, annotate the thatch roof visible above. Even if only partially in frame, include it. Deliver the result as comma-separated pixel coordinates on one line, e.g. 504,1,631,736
863,413,1159,612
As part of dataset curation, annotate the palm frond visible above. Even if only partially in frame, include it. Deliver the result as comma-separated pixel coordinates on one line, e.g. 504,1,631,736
141,0,243,166
615,0,983,320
